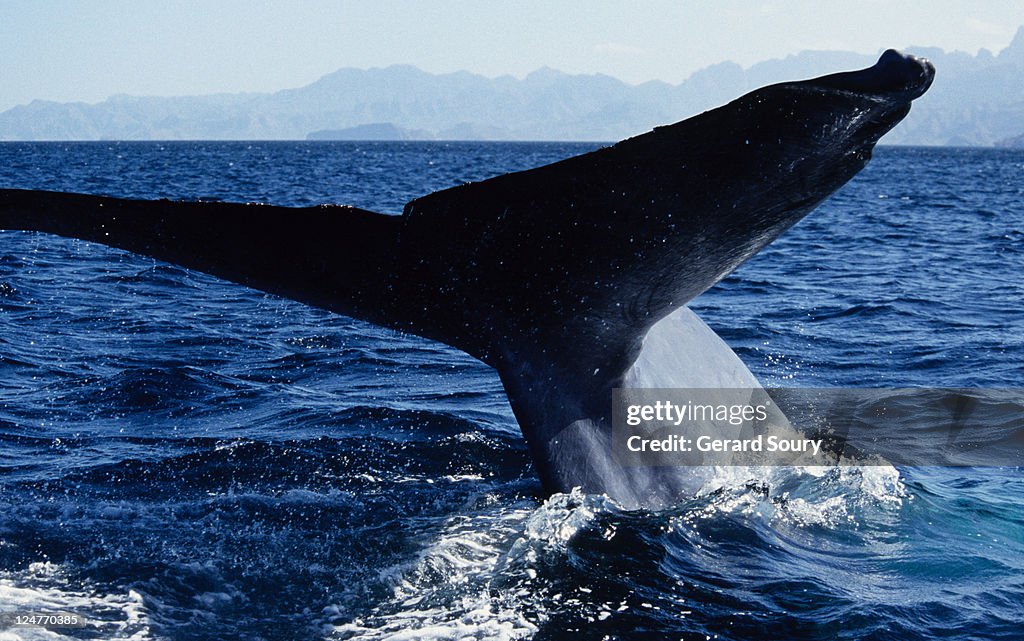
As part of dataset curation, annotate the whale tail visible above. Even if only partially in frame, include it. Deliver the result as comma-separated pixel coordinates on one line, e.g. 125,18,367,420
0,190,402,327
0,51,934,504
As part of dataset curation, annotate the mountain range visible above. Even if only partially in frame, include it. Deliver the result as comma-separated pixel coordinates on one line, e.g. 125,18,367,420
3,27,1024,145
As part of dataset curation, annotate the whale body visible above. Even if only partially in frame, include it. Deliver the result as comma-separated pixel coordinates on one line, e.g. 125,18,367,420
0,50,934,507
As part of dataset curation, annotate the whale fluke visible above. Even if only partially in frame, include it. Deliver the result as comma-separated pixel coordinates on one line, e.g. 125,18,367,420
0,192,401,327
0,50,934,506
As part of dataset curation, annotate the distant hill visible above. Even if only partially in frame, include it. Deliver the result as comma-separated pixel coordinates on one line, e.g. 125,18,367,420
3,26,1024,145
307,122,433,140
995,132,1024,148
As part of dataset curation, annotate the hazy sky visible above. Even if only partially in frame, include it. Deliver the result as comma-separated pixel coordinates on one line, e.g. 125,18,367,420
2,1,1023,112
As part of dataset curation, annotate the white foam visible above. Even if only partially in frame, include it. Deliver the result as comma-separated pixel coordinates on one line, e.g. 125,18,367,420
520,489,613,546
324,490,620,641
0,562,151,640
330,602,535,641
683,463,906,531
322,464,903,639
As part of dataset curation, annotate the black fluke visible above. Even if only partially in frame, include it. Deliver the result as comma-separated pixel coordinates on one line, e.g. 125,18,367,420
0,51,934,505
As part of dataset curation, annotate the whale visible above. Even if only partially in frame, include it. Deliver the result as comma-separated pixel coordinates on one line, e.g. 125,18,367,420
0,50,934,508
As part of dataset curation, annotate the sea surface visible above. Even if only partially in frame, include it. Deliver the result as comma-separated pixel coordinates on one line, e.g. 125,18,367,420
0,141,1021,640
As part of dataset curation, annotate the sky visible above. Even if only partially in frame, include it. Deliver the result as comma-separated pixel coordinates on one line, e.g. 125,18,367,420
2,0,1024,112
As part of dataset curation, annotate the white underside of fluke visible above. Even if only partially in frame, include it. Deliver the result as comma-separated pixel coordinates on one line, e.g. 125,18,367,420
545,307,836,509
623,306,762,390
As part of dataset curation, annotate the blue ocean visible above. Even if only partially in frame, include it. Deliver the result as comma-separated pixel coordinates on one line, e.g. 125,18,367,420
0,141,1021,640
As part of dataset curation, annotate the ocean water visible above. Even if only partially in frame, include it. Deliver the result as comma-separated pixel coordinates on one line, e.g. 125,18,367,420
0,141,1021,640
